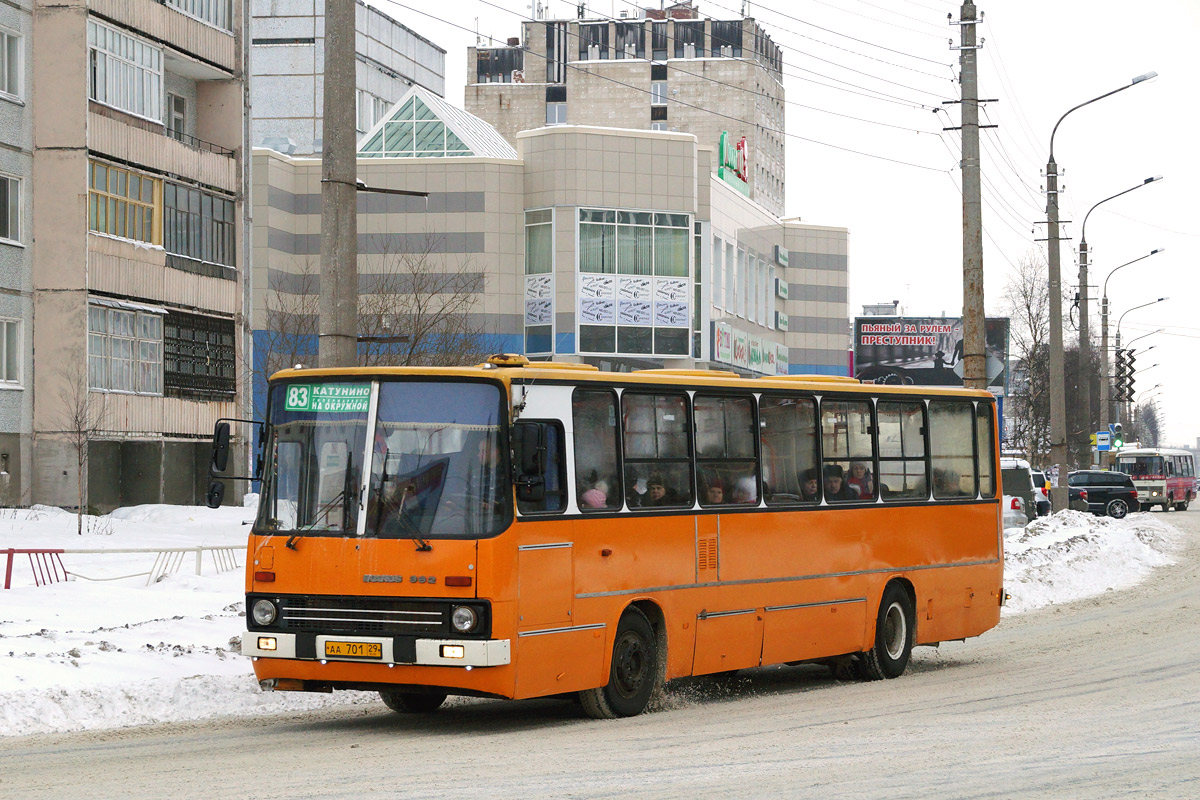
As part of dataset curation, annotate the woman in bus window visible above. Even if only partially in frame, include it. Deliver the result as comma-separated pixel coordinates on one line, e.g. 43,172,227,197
800,467,820,502
847,461,874,499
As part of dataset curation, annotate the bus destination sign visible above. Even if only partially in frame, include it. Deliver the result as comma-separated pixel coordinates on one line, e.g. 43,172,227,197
284,383,371,413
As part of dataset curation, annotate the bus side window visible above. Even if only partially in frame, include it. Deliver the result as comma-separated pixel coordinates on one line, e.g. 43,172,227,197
929,401,976,499
975,402,996,498
572,389,622,512
761,396,818,506
820,399,875,502
623,391,693,508
695,394,758,507
877,401,927,501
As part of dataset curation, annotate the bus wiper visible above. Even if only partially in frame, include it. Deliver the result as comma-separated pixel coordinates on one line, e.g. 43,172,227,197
393,484,433,552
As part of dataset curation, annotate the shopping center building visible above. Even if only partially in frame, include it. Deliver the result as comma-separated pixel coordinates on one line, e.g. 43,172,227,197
253,86,848,380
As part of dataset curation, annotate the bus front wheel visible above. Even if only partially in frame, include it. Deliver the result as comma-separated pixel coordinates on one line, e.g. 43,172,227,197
379,689,447,713
857,583,914,681
579,607,660,719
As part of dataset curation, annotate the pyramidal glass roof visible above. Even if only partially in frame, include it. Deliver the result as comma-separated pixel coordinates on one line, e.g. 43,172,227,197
358,86,518,160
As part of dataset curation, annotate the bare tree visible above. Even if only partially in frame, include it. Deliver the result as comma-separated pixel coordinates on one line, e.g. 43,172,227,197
1132,401,1161,447
56,363,108,534
1000,252,1051,464
251,232,499,404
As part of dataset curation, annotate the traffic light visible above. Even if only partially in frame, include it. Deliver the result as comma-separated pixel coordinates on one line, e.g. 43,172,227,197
1114,349,1127,401
1112,422,1124,449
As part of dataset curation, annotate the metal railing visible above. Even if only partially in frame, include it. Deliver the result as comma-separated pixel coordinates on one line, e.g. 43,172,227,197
2,546,242,588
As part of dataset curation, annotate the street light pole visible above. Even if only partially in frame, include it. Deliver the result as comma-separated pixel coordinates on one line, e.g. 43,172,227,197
1044,71,1156,510
1100,248,1165,432
1079,176,1162,442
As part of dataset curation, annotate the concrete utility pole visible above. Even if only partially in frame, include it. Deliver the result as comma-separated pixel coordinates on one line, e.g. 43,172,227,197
956,1,987,391
319,0,359,368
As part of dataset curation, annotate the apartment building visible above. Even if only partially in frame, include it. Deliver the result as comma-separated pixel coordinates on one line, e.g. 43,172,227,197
251,0,446,155
466,2,786,216
0,0,31,506
31,0,249,511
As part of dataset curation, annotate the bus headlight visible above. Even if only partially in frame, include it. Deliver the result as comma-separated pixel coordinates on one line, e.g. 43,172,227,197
451,605,478,633
252,599,278,626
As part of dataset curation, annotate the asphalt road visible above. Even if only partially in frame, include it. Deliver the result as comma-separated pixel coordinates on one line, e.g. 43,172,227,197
2,510,1197,799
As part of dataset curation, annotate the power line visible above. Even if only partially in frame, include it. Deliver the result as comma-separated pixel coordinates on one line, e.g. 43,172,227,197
787,0,949,38
388,0,952,172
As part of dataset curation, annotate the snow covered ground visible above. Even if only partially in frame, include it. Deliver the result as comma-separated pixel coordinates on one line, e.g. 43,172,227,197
0,502,1185,738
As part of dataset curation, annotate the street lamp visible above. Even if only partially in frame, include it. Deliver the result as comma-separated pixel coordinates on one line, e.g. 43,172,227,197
1100,248,1165,431
1079,177,1162,435
1044,71,1156,510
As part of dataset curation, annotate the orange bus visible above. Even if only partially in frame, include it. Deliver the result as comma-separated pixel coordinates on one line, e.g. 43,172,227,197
213,355,1004,718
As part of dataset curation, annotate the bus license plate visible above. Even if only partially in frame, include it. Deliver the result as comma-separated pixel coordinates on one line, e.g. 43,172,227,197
324,640,382,659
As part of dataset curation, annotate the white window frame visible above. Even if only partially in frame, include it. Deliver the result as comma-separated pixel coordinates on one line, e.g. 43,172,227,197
88,20,163,123
163,0,232,32
166,92,186,141
88,304,164,395
650,81,667,106
0,318,21,386
546,101,567,125
0,27,22,101
0,174,20,245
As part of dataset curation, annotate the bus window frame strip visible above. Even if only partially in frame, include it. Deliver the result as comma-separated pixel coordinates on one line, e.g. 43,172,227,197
356,380,381,538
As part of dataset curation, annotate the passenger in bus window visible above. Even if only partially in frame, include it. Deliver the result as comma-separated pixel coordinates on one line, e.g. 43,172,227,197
847,461,874,500
704,481,726,505
732,475,757,504
800,468,820,502
823,464,857,501
933,467,964,497
580,479,609,509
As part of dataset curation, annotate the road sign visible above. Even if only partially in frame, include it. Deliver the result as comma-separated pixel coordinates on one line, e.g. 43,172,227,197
1095,431,1111,451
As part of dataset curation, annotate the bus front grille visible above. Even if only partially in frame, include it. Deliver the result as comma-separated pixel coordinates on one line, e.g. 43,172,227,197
277,597,445,635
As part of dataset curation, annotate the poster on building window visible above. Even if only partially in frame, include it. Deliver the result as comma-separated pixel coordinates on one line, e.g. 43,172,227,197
525,298,552,326
749,337,763,372
776,342,789,375
714,322,733,363
619,277,652,301
654,278,689,302
654,302,689,327
580,275,614,299
525,274,552,299
852,316,1010,394
618,300,652,325
580,298,615,324
733,332,749,369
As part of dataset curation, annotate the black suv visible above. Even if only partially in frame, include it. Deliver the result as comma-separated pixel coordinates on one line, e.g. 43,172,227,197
1067,470,1140,519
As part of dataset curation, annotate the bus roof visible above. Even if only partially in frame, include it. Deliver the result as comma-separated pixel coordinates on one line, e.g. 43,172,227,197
1115,448,1194,458
269,356,994,400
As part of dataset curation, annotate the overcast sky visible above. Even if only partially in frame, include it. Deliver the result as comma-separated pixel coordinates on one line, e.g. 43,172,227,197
370,0,1200,449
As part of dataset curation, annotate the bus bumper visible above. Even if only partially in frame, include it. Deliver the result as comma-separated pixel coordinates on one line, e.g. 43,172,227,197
242,631,512,668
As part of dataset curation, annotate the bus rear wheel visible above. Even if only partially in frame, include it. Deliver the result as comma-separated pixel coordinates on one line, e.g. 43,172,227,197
379,689,447,713
857,583,914,681
579,607,660,719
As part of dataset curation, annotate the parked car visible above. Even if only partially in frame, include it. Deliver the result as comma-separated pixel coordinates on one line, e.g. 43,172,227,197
1002,494,1029,529
1030,470,1052,516
1000,458,1037,522
1067,470,1140,519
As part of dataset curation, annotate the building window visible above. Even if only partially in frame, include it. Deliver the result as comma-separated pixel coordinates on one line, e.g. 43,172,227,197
88,161,161,244
163,183,236,268
166,93,186,141
165,0,232,31
0,175,20,243
650,81,667,106
0,29,21,99
88,305,163,394
649,122,667,131
712,236,723,309
358,95,474,158
164,311,236,398
546,101,567,125
88,20,163,122
356,89,389,135
0,319,20,384
524,209,553,354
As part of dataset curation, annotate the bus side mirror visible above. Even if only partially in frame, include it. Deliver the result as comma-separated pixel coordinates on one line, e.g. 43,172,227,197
205,480,225,509
211,421,231,474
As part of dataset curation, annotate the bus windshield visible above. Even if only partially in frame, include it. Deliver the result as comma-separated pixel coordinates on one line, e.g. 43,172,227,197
256,379,508,538
1119,456,1163,477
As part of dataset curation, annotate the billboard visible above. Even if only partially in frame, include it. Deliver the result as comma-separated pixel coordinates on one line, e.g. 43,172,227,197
853,317,1010,395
